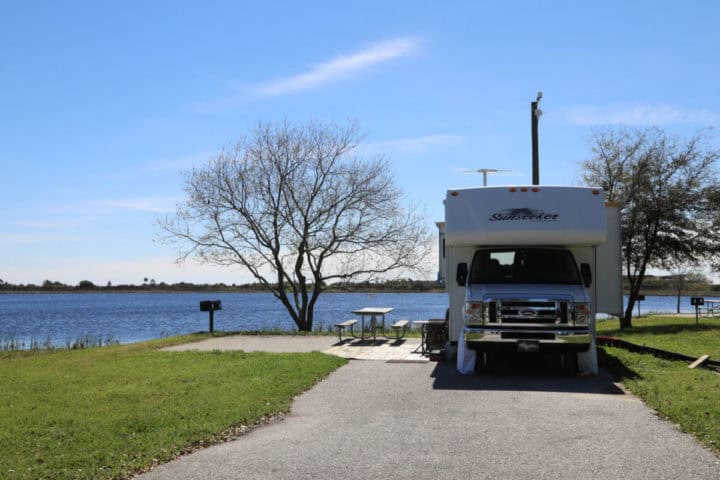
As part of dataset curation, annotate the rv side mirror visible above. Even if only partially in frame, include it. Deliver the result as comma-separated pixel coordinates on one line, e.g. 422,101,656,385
580,263,592,287
456,262,468,286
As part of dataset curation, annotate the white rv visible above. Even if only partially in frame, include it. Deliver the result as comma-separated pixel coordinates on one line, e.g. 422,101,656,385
438,186,623,375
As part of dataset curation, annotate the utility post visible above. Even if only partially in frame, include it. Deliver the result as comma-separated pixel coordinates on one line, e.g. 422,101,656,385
531,91,542,185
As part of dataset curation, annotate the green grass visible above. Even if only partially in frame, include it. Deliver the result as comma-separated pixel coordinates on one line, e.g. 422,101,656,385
597,315,720,454
599,347,720,453
597,315,720,358
0,334,346,480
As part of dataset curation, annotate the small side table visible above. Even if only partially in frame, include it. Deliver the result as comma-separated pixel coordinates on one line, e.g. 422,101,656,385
413,319,448,355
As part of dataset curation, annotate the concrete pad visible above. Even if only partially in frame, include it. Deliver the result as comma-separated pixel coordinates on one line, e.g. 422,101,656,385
162,334,427,363
324,338,425,362
161,335,338,353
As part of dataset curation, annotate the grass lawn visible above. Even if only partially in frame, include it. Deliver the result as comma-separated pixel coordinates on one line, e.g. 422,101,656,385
599,347,720,454
597,315,720,359
597,315,720,455
0,334,347,480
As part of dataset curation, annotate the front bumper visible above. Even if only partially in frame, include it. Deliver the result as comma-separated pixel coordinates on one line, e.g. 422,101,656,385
463,325,591,352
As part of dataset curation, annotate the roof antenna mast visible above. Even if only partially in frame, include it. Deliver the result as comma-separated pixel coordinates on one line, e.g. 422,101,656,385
531,91,542,185
462,168,510,186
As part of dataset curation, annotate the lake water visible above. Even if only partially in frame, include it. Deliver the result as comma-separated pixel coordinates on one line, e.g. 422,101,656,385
0,292,448,347
0,292,712,347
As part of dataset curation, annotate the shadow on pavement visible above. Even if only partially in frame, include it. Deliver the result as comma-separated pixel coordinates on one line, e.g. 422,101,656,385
332,338,414,349
430,352,625,394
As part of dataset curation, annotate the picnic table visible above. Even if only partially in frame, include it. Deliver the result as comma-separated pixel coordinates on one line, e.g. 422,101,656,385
704,299,720,317
351,307,394,341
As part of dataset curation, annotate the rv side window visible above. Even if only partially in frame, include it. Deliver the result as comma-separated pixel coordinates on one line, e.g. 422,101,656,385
468,248,582,285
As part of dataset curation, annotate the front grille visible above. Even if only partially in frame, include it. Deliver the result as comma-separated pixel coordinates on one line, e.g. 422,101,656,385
489,300,568,324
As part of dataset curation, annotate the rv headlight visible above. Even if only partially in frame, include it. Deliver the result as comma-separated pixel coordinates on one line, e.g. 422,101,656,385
464,301,485,325
573,302,591,325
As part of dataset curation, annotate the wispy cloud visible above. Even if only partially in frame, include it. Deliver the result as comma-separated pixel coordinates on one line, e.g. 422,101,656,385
95,197,177,213
0,233,87,245
363,134,463,153
563,104,720,126
9,220,84,229
4,256,256,285
194,36,421,111
254,36,421,97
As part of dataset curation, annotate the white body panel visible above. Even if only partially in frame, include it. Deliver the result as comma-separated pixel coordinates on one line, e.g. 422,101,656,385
595,205,623,317
445,186,607,247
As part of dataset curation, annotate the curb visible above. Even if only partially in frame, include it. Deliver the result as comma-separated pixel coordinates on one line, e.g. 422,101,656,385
597,336,720,373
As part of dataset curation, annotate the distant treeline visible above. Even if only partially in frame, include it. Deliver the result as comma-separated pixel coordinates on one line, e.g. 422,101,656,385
623,274,720,296
0,278,443,293
3,275,717,295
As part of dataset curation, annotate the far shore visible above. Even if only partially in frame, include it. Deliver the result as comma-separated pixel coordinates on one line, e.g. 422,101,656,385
2,288,720,297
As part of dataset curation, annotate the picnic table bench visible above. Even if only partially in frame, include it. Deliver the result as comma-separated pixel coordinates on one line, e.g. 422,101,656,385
334,319,358,342
388,319,409,341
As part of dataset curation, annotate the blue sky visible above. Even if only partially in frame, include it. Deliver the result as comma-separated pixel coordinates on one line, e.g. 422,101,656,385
1,1,719,285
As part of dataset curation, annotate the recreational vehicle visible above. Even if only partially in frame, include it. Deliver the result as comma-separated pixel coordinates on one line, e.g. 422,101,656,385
438,186,623,375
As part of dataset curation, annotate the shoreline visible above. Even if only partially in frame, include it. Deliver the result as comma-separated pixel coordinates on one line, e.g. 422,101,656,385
2,289,719,297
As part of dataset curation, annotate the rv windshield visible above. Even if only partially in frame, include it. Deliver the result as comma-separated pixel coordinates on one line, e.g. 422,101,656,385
468,248,582,285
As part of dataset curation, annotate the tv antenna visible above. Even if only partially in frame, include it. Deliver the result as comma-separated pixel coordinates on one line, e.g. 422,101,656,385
462,168,511,186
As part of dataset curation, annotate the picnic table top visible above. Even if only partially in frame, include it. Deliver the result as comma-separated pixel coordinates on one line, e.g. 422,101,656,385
352,307,394,315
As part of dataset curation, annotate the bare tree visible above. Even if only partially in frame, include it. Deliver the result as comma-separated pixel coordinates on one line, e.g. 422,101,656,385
583,128,720,328
161,121,431,331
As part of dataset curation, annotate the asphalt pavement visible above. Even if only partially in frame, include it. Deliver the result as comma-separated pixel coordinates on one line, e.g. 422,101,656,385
138,358,720,480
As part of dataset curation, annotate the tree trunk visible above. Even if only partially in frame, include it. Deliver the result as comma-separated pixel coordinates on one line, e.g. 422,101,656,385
622,298,635,329
676,275,684,314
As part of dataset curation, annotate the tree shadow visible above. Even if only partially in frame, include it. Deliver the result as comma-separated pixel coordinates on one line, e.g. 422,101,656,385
430,352,627,395
601,320,720,337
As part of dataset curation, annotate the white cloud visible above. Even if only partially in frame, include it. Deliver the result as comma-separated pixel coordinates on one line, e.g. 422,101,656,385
195,36,421,110
253,36,421,97
2,256,256,285
563,104,720,126
9,220,83,229
95,197,177,213
363,134,463,153
0,233,87,245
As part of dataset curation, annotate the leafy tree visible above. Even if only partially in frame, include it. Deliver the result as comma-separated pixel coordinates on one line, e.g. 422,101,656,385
583,128,720,328
162,120,430,331
77,280,95,289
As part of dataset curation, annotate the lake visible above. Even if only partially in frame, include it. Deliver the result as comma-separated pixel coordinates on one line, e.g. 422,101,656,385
0,292,712,347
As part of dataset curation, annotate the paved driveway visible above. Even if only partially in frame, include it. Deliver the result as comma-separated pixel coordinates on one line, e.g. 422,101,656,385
138,360,719,480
